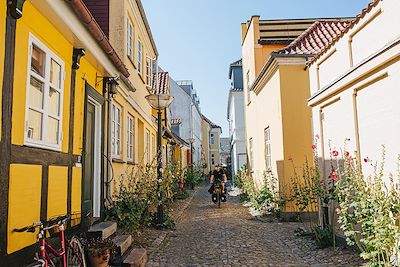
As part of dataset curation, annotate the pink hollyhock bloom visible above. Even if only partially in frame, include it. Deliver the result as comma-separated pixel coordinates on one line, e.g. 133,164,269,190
288,156,293,161
344,151,350,157
364,157,370,163
312,144,317,150
320,179,325,185
331,170,338,181
315,134,320,139
336,208,341,215
332,150,339,157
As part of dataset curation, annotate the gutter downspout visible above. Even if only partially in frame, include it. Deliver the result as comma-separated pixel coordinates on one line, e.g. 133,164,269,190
104,81,113,206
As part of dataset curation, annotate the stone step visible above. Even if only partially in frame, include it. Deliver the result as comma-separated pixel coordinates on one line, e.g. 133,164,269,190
113,234,132,256
122,248,148,267
87,221,117,239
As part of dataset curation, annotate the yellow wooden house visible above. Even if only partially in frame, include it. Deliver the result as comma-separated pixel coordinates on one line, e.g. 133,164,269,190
0,0,135,264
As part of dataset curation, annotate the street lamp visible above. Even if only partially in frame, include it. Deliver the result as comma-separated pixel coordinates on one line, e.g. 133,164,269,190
187,138,195,189
145,93,174,227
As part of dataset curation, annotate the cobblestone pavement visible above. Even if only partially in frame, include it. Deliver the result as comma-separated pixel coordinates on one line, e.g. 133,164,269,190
146,185,365,267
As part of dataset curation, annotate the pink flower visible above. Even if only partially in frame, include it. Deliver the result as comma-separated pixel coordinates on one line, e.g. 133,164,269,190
331,170,338,181
288,156,293,161
336,208,341,215
332,150,339,157
315,134,320,139
344,151,350,157
364,157,370,163
312,144,317,150
320,179,325,185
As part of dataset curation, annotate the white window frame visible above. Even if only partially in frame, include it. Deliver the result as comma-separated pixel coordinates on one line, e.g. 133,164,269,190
137,39,143,75
145,129,150,163
249,138,254,170
246,70,251,104
210,133,214,145
24,34,65,151
264,127,271,170
126,114,135,162
112,102,122,158
127,18,134,61
146,56,153,87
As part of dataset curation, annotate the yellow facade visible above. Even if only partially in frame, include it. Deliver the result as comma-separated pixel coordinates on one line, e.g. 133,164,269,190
4,1,109,256
7,164,42,253
47,166,69,220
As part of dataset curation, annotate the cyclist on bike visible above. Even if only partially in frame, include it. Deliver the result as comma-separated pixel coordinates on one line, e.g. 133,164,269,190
209,164,227,200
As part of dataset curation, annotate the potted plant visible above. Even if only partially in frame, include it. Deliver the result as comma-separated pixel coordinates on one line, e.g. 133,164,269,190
85,238,117,267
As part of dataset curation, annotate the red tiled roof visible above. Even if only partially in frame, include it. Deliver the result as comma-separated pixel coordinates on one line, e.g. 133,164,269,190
171,118,182,125
152,72,169,94
274,20,351,56
307,0,382,65
201,114,221,129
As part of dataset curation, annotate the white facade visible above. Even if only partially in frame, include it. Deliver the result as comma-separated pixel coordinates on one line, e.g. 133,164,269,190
308,0,400,183
170,79,203,163
228,90,246,176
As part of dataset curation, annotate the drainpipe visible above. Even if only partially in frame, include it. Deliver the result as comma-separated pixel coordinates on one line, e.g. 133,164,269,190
104,81,113,206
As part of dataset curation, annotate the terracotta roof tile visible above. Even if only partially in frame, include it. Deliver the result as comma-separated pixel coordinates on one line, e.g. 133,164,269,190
274,20,351,56
307,0,382,65
201,114,221,129
152,72,169,94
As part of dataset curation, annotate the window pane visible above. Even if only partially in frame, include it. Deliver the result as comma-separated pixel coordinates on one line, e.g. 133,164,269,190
31,45,45,77
29,77,44,109
49,87,60,116
48,117,59,145
28,109,43,141
50,59,61,88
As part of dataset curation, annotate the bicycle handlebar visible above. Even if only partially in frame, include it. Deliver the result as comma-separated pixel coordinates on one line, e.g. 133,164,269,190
14,214,71,233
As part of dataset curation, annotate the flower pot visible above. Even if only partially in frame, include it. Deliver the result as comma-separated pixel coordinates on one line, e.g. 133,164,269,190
88,249,110,267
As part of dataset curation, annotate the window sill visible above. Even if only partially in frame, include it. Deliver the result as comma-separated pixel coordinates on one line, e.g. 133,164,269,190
112,158,126,164
127,161,135,165
24,141,62,153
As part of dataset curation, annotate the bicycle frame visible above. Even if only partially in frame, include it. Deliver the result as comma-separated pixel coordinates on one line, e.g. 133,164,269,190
37,222,67,267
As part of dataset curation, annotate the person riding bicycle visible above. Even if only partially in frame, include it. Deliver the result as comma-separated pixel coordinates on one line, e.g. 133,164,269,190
209,165,227,200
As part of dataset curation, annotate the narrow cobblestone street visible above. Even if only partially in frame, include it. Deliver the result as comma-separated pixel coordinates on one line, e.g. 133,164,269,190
147,185,364,267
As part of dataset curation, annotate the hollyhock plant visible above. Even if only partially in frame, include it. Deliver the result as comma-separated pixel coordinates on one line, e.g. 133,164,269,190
312,144,317,150
331,170,338,181
332,150,339,157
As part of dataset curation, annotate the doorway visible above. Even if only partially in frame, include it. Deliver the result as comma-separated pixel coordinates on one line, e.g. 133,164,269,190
82,85,103,218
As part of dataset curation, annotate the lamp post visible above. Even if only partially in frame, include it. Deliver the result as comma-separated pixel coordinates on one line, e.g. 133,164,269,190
187,138,195,189
145,93,173,227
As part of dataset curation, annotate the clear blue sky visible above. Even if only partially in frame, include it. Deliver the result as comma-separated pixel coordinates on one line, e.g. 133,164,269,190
142,0,371,136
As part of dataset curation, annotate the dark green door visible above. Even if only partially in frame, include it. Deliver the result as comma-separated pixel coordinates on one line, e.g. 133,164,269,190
83,102,96,216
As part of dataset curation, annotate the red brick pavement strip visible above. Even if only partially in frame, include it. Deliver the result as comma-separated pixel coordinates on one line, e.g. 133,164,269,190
146,185,366,267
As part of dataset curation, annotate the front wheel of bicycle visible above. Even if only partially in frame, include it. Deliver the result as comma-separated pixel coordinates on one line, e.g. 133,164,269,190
66,237,86,267
26,261,45,267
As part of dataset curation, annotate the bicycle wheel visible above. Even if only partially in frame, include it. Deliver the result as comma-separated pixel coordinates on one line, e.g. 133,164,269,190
26,261,44,267
217,188,221,208
66,237,86,267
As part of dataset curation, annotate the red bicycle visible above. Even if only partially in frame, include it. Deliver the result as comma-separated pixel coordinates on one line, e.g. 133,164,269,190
14,214,86,267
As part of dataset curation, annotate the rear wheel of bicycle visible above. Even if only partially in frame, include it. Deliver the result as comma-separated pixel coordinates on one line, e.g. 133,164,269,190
217,188,221,208
67,237,86,267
